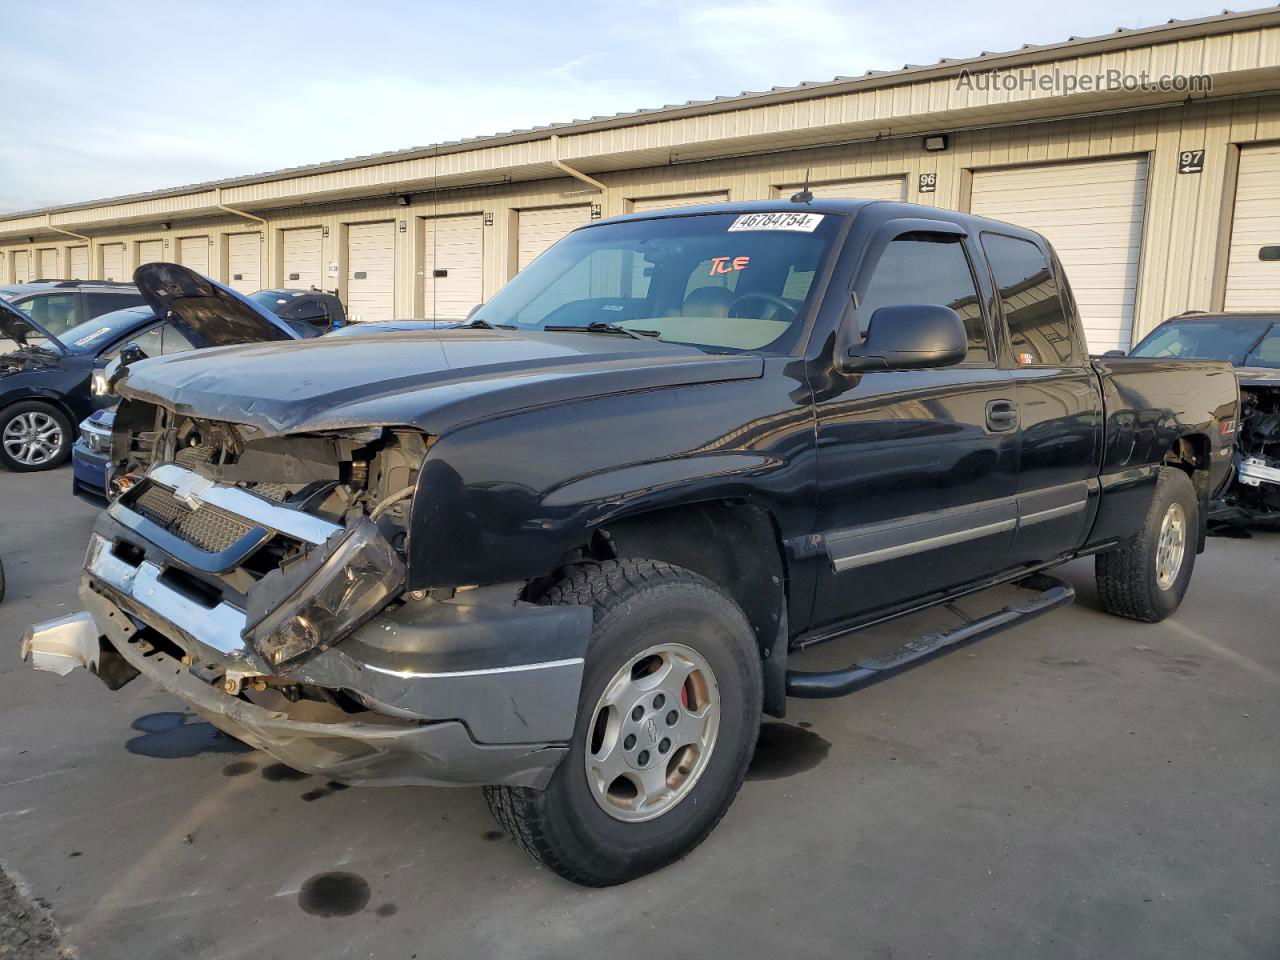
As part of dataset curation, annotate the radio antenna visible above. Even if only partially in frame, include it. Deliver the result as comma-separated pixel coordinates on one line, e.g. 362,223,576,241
790,169,814,203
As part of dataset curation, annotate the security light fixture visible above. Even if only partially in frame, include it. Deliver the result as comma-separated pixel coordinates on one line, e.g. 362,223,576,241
397,195,410,206
923,135,949,152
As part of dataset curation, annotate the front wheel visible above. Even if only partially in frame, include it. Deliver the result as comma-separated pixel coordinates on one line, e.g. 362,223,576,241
0,401,72,472
1096,466,1198,622
485,559,762,886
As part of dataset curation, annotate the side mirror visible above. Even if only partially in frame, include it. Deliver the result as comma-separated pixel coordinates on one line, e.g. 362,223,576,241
836,304,967,373
106,342,148,393
1102,349,1127,358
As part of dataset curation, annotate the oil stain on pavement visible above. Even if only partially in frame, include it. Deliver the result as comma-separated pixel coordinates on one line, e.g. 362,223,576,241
746,722,831,781
298,872,371,917
261,763,310,782
125,713,253,759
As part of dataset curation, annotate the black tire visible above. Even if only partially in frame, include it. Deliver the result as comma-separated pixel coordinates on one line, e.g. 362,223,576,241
0,401,73,472
485,559,762,886
1096,467,1198,622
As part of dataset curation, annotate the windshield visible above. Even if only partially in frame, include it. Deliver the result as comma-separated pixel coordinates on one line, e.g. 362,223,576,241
472,211,841,354
58,306,155,354
1130,319,1274,366
248,290,303,312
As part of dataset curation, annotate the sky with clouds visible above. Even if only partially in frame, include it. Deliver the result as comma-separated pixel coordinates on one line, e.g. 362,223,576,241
0,0,1240,213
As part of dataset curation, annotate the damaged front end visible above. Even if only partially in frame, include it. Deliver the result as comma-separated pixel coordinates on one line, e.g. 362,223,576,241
1217,382,1280,525
23,399,590,788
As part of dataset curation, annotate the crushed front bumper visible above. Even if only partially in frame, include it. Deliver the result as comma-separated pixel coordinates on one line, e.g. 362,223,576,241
22,463,593,788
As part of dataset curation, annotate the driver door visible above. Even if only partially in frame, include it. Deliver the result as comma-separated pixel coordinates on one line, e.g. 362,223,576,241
809,229,1019,629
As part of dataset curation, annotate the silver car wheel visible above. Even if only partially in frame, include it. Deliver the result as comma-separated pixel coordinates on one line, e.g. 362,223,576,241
2,411,63,466
584,642,720,823
1154,501,1186,590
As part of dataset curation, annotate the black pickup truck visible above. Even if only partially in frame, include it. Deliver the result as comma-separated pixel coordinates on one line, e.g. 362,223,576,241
22,201,1238,886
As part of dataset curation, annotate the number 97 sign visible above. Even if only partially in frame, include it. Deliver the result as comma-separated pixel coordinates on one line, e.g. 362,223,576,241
1178,150,1205,175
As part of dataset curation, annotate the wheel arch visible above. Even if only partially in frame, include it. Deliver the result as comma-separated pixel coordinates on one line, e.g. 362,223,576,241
593,498,790,717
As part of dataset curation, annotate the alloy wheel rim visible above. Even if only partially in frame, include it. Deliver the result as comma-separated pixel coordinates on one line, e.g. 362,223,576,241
1155,501,1186,590
583,642,720,823
2,412,62,466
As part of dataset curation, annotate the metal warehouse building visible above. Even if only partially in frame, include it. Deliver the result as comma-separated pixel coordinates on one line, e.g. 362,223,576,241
3,7,1279,351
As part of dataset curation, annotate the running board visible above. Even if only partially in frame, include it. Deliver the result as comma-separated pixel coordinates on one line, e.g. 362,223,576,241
784,574,1075,699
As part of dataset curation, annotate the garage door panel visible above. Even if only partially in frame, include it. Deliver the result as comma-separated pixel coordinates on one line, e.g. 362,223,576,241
282,228,323,290
179,236,210,276
100,245,124,282
68,246,88,280
37,249,58,278
227,234,261,294
1224,144,1280,312
779,176,907,201
517,206,590,271
971,156,1148,352
347,222,395,323
423,215,483,321
632,192,729,212
13,251,29,282
137,240,162,266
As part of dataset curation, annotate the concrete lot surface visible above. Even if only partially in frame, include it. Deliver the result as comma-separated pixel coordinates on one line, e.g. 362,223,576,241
1,467,1276,959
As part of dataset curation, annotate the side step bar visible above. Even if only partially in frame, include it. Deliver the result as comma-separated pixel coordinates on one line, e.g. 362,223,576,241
785,574,1075,699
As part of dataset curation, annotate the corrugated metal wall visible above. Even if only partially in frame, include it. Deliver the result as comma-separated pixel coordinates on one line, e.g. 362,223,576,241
4,93,1278,341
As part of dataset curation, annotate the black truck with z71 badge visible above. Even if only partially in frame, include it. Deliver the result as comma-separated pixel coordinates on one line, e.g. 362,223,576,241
23,200,1238,885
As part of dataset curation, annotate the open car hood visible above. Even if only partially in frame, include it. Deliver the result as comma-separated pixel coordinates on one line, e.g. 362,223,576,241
1235,366,1280,388
0,296,65,353
133,263,299,348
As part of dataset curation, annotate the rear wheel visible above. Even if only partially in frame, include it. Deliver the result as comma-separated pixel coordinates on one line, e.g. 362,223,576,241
0,401,72,472
485,559,762,886
1096,467,1198,622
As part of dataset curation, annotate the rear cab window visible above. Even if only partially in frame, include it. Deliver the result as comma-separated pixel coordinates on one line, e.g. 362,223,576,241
981,233,1077,366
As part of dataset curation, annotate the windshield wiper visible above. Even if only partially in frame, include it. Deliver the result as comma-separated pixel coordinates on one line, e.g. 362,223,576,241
544,322,661,340
463,318,515,330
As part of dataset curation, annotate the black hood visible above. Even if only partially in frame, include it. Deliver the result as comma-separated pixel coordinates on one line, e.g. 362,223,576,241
117,329,763,438
1235,366,1280,389
0,297,65,353
133,263,298,348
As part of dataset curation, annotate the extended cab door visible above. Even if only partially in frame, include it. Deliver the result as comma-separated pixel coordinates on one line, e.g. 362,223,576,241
980,232,1104,566
808,224,1019,630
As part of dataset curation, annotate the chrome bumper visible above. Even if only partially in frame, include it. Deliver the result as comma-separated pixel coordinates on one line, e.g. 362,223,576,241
1238,457,1280,488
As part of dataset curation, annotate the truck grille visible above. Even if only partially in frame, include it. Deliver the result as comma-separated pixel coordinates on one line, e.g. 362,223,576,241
132,485,255,554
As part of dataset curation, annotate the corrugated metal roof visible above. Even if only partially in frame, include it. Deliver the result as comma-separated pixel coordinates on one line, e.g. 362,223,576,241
4,4,1278,220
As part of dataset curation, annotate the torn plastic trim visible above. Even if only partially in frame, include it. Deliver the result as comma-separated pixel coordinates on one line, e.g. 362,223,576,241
21,611,100,676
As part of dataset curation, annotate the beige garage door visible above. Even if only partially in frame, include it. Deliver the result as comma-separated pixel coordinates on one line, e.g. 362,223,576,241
282,227,324,290
12,251,30,282
422,215,483,320
347,221,395,322
36,248,58,279
227,234,261,294
1224,144,1280,312
777,176,907,201
517,206,591,271
632,192,729,213
971,157,1148,353
179,236,210,276
100,244,125,282
68,246,88,280
137,240,162,268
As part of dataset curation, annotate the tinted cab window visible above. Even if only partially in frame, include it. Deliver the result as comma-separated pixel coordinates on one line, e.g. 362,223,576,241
86,291,147,319
858,235,989,363
982,233,1075,366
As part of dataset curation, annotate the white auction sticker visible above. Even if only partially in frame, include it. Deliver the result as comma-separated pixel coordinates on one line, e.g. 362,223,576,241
728,212,824,233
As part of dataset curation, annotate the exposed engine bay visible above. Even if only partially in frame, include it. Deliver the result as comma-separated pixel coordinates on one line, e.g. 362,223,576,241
0,346,61,375
105,398,430,677
1219,386,1280,523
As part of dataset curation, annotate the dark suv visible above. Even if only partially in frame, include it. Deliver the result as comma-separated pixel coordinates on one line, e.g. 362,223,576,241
0,280,148,340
